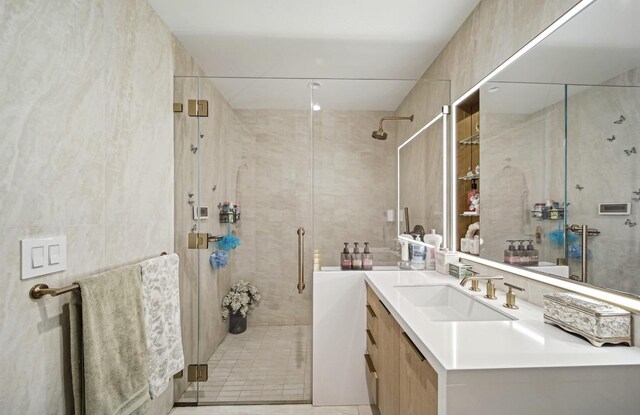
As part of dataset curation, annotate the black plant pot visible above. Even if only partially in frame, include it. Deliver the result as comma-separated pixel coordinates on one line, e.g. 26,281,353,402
228,310,247,334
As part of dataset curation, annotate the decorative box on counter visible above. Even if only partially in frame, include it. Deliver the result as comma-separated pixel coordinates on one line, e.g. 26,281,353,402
543,292,631,347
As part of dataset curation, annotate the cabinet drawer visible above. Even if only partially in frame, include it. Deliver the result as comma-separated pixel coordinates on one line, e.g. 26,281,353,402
366,302,378,338
366,284,388,318
364,353,378,405
366,329,379,366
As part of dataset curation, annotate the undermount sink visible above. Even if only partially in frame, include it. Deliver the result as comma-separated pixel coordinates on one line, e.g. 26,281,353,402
395,285,515,322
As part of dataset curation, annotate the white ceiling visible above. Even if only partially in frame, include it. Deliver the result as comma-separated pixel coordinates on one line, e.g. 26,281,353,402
148,0,480,110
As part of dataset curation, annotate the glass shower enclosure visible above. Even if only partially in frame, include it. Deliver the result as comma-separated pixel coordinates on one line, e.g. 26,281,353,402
172,76,450,405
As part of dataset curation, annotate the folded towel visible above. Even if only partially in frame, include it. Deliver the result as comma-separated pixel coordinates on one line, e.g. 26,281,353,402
70,265,150,415
140,253,185,398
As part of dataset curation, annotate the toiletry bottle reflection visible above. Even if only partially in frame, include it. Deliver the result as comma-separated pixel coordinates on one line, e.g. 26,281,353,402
504,240,517,265
526,240,539,266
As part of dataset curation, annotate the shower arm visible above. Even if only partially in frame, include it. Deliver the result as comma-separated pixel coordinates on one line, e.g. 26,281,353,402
378,115,414,131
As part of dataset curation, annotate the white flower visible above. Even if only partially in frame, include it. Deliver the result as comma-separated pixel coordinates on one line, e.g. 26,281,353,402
222,280,261,319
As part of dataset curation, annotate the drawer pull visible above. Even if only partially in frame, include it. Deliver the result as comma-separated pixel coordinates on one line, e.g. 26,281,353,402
366,329,376,346
378,299,391,315
402,332,426,362
366,304,377,318
364,353,377,374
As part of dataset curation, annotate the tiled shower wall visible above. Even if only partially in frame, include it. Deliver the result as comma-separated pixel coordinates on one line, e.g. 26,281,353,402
232,109,398,326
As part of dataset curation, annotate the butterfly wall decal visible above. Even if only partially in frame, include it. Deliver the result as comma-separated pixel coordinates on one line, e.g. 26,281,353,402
614,115,626,124
606,135,616,142
624,219,637,227
575,184,584,191
624,147,636,156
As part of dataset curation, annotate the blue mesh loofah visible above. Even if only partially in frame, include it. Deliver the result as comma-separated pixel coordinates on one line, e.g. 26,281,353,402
568,242,591,260
218,233,241,251
548,227,579,246
210,250,229,269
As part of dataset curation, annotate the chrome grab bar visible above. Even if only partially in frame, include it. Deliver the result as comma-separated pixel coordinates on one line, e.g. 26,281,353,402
297,227,305,294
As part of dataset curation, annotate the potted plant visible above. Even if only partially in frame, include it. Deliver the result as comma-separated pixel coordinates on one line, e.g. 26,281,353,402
221,280,261,334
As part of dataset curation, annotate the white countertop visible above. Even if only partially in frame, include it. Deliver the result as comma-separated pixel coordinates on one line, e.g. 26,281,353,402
364,270,640,373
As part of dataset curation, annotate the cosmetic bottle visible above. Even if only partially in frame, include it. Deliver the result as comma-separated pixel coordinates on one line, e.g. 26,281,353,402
423,229,443,270
526,240,539,266
411,236,426,270
468,179,479,213
340,243,351,270
504,240,517,265
351,242,363,270
517,240,528,266
362,242,373,270
398,234,413,269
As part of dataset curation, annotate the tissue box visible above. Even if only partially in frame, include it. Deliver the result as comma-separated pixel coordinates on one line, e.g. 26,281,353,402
448,262,471,279
543,292,631,347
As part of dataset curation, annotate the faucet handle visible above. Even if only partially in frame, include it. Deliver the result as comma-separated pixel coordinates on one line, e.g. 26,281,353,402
503,283,525,309
484,276,502,300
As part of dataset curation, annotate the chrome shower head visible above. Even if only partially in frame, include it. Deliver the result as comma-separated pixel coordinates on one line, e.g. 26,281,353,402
371,115,414,140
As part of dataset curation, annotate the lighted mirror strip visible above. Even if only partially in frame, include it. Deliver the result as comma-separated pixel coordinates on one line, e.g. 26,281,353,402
397,111,446,248
449,0,640,311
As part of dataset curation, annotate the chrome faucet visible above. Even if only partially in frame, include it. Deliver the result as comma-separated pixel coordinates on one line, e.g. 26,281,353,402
460,275,504,299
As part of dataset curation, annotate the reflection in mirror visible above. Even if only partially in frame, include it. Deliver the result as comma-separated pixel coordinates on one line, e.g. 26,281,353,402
478,82,567,276
566,84,640,294
457,0,640,296
398,115,445,263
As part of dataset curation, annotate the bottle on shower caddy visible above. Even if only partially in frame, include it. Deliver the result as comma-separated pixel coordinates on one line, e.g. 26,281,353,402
340,242,352,270
351,242,363,270
362,242,373,270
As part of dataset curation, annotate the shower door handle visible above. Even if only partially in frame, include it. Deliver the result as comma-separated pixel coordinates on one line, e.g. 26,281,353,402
297,227,306,294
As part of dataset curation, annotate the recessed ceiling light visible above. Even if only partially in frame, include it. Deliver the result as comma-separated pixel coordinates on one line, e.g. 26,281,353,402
309,82,321,90
488,86,500,93
312,104,322,111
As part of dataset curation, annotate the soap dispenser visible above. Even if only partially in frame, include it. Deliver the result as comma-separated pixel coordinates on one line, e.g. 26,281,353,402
526,240,539,266
340,243,351,270
516,240,528,266
351,242,363,270
504,240,517,265
362,242,373,270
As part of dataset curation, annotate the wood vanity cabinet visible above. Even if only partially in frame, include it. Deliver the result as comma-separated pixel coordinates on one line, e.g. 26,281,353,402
366,283,438,415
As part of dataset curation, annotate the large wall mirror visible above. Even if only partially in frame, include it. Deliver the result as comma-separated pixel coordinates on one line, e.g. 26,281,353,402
398,110,449,255
452,0,640,298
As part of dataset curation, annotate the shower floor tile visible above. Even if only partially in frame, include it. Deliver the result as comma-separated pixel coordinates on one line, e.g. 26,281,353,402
178,325,312,404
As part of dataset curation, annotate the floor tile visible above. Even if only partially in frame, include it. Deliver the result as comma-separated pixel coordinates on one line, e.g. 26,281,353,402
176,325,312,404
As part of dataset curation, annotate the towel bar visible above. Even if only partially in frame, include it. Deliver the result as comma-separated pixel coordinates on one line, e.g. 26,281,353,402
29,252,170,300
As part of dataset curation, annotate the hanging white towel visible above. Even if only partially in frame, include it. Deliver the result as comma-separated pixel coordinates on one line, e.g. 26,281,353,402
139,253,185,399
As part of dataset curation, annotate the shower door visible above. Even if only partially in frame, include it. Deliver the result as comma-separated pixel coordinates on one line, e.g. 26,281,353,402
173,77,315,405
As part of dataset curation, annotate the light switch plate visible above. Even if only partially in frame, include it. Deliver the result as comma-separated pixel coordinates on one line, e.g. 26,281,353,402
21,236,67,280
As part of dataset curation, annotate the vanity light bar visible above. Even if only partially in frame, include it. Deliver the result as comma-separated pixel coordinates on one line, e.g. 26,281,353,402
452,0,596,107
397,112,444,150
